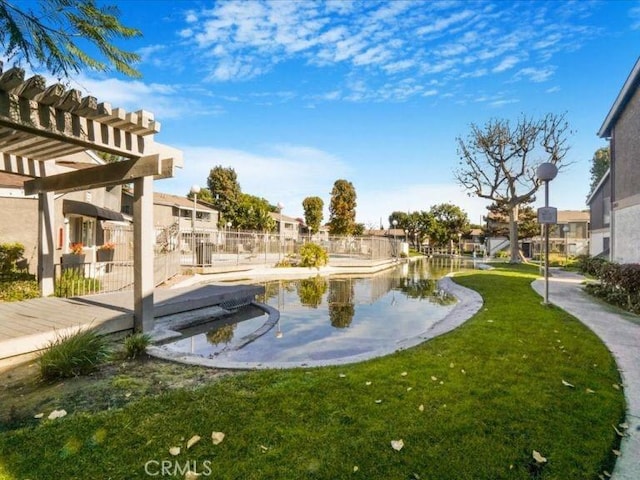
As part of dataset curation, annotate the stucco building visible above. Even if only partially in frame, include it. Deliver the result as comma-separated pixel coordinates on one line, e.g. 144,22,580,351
597,57,640,263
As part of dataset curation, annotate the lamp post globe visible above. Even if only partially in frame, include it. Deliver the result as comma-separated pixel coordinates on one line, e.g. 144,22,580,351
536,163,558,182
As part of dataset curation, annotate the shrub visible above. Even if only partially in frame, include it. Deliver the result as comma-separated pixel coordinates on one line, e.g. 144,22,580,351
0,242,25,274
55,270,101,297
0,278,39,302
299,242,329,268
123,333,151,359
38,329,110,380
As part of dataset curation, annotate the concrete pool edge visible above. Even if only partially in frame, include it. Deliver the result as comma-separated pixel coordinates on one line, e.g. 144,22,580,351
146,274,484,370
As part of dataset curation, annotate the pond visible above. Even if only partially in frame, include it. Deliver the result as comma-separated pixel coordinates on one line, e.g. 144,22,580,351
161,258,469,367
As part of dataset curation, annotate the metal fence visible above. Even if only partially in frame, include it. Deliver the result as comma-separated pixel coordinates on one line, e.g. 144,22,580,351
181,230,397,267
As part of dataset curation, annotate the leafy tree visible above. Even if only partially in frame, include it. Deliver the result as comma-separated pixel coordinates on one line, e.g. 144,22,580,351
302,196,324,234
428,203,470,247
389,210,435,248
187,187,214,205
234,193,276,231
353,223,365,236
587,147,610,197
455,113,571,262
328,179,357,235
0,0,141,78
485,200,539,240
207,166,242,225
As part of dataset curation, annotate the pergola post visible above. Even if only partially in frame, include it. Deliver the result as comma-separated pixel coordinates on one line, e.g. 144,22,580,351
37,189,55,296
133,175,154,332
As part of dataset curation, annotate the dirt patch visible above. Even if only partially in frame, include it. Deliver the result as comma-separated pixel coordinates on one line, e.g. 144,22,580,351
0,350,241,432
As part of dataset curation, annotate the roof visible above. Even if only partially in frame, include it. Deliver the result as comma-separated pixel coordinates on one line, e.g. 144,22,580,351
153,192,217,212
63,199,124,222
585,168,611,206
269,211,301,223
557,210,590,223
598,56,640,138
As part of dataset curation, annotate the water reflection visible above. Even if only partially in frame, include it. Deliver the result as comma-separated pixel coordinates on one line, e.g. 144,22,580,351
206,323,236,345
297,276,328,308
328,279,355,328
165,258,469,365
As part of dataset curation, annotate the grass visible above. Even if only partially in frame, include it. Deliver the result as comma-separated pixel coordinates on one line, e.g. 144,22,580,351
38,329,110,380
0,265,626,479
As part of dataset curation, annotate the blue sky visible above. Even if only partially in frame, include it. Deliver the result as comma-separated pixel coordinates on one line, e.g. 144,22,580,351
59,0,640,227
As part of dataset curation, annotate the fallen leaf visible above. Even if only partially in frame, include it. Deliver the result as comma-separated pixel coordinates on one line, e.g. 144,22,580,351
418,404,424,412
613,425,626,437
185,471,200,480
259,445,269,452
401,372,408,377
449,363,455,368
619,422,629,429
125,392,131,398
211,432,225,445
439,381,444,385
391,439,404,451
431,376,437,381
339,374,346,378
532,450,547,463
586,388,595,394
603,471,611,478
48,409,67,420
34,413,44,419
406,387,412,392
365,381,372,386
613,384,621,390
169,447,181,456
562,380,575,388
375,399,382,404
187,435,201,449
612,449,621,457
353,466,359,472
461,369,466,374
487,319,494,323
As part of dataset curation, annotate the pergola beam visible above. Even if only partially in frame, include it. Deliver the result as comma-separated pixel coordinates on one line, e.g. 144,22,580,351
23,154,176,194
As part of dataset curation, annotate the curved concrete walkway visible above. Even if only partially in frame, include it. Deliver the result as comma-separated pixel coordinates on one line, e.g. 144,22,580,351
532,270,640,480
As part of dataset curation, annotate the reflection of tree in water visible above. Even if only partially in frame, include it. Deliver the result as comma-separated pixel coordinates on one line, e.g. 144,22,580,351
256,280,295,303
397,277,456,306
328,279,355,328
297,276,328,308
206,324,236,345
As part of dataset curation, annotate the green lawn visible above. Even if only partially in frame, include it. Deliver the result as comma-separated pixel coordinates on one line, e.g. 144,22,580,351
0,265,625,479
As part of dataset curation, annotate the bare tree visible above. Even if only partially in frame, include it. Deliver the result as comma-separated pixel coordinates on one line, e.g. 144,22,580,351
454,113,571,262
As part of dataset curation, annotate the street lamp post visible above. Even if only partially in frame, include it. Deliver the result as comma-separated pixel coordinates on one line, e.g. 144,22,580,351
392,219,398,258
190,184,200,267
277,202,284,260
563,225,570,266
536,163,558,305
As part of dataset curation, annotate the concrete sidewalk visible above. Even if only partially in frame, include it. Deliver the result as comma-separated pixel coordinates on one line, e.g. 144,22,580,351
531,270,640,480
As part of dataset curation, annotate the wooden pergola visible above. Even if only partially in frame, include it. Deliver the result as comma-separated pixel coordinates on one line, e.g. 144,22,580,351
0,63,183,332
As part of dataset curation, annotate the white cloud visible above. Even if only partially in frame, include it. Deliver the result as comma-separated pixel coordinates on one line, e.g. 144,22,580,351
357,184,491,227
416,10,475,35
160,144,352,219
492,55,520,73
514,66,555,83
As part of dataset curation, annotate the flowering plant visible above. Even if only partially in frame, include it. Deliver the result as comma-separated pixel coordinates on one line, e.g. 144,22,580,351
98,242,116,251
70,242,84,255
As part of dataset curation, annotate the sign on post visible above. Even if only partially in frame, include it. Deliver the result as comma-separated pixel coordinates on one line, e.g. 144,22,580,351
537,206,557,224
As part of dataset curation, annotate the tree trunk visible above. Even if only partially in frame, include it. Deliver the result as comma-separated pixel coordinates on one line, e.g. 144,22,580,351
508,204,520,263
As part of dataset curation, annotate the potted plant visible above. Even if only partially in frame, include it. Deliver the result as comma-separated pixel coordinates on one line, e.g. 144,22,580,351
97,242,115,271
61,242,86,273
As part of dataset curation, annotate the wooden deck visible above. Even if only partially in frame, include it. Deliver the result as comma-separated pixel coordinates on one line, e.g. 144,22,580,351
0,283,263,360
